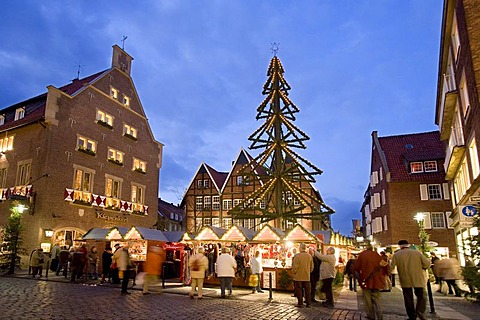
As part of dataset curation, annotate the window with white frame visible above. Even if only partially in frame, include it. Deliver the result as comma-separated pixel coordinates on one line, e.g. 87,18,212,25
212,196,220,210
428,184,442,200
196,196,203,211
74,167,93,192
110,87,119,99
233,199,242,207
284,219,294,230
123,124,137,138
108,148,124,164
105,175,122,199
469,138,480,179
0,136,14,153
203,218,211,226
424,161,438,172
431,212,446,229
0,167,7,188
244,219,255,229
197,180,204,188
212,218,220,227
223,199,232,210
204,196,211,209
410,162,423,173
293,196,300,206
222,218,232,229
16,160,31,186
203,180,209,188
133,158,146,173
259,198,266,209
14,107,25,121
122,94,131,107
454,158,471,202
451,13,461,60
233,219,241,227
96,110,113,126
77,135,97,153
284,191,293,204
237,176,243,185
0,115,4,125
195,218,203,231
131,183,144,204
460,71,470,116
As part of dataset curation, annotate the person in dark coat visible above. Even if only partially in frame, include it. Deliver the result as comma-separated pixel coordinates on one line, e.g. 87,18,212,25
309,247,321,302
56,246,70,277
101,246,113,283
70,247,85,282
353,243,388,320
345,254,358,292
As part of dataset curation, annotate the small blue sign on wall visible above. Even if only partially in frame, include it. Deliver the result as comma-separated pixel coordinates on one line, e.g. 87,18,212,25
462,205,477,217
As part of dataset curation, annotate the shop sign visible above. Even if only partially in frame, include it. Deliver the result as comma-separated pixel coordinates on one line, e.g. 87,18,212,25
460,205,477,218
96,211,127,223
469,196,480,202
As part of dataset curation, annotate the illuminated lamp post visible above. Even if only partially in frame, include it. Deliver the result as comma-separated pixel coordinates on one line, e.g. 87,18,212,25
414,213,435,314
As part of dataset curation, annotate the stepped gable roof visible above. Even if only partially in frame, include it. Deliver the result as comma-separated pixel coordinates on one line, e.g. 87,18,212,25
157,198,184,220
377,131,446,182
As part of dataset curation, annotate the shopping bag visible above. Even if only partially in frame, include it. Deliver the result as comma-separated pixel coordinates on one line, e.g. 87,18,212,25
248,274,258,287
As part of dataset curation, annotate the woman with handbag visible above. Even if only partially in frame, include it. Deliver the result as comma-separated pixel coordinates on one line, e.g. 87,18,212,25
250,250,264,293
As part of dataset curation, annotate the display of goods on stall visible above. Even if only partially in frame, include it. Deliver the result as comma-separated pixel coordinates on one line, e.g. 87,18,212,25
123,227,169,261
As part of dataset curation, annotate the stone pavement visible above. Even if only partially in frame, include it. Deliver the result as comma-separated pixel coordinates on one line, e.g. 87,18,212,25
3,270,478,320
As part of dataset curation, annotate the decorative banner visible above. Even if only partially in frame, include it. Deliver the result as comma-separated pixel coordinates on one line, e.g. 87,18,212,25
64,188,74,202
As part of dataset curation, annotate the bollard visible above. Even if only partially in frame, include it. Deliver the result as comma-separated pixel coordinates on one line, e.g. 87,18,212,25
162,264,166,289
426,275,436,314
269,272,273,301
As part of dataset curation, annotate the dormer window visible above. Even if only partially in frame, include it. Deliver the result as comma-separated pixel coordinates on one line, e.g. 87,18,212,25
123,95,131,107
15,107,25,121
110,87,119,99
424,161,438,172
410,162,423,173
0,115,5,125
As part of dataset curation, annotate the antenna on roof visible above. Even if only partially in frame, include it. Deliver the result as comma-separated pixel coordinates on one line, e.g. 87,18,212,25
121,35,128,50
270,42,280,57
73,60,85,80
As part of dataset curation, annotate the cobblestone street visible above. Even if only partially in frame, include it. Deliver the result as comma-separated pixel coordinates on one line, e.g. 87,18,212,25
1,276,479,320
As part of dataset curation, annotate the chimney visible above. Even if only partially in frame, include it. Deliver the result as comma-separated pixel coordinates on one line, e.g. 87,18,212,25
111,44,133,75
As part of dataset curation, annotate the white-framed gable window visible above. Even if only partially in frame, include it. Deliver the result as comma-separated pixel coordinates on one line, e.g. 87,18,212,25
122,94,131,107
123,124,137,139
410,162,423,173
0,115,5,125
0,135,14,153
108,148,124,164
195,196,203,211
110,86,119,99
14,107,25,121
431,212,446,229
131,183,144,204
203,180,209,188
77,135,97,153
96,110,114,127
212,196,220,210
133,158,147,173
424,161,438,172
223,199,232,210
105,175,122,199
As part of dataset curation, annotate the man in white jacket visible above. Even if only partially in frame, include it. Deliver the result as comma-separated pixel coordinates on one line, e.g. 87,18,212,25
216,247,237,298
315,247,336,308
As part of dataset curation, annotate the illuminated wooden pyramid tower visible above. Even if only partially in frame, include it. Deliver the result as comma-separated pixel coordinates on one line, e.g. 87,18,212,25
229,52,334,230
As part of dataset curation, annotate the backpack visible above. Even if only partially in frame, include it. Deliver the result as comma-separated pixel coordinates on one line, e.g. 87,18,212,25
191,258,200,271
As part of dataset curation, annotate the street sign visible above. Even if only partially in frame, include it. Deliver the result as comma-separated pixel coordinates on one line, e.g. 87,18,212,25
461,205,477,217
469,196,480,202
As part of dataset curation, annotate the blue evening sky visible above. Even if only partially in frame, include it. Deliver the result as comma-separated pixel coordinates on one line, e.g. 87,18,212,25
0,1,443,235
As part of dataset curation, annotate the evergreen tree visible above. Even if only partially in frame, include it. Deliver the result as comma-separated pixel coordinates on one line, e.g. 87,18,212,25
230,53,334,228
0,202,26,274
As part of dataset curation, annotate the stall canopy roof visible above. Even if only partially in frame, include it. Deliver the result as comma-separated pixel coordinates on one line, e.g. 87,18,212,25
252,224,285,242
195,226,227,241
124,227,169,241
283,224,319,243
162,231,192,243
221,226,256,241
81,227,126,240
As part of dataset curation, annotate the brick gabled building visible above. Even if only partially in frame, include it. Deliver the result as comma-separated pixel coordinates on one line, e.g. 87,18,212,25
182,148,328,234
361,131,456,255
0,45,163,255
435,0,480,265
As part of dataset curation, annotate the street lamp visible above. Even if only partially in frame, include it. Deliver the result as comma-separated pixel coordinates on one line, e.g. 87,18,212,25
414,212,435,314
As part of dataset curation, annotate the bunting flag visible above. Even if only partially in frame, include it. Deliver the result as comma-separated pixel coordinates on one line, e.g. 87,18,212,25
64,188,75,202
